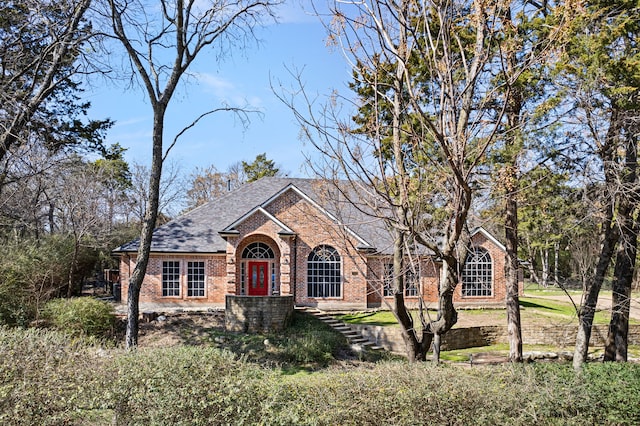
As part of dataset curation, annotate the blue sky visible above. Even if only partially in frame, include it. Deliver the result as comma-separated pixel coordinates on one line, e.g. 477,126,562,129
84,1,353,178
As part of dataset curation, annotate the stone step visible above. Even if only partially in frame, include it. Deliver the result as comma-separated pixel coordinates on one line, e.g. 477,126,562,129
301,308,385,353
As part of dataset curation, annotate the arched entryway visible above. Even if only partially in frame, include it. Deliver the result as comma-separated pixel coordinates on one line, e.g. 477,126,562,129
238,240,280,296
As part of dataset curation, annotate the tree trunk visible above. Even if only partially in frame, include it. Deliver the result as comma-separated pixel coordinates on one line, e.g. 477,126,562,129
500,3,524,362
604,221,637,362
604,126,638,362
125,107,165,349
392,229,431,361
574,107,621,370
541,247,549,287
505,189,523,362
430,258,459,363
554,240,560,285
67,238,80,298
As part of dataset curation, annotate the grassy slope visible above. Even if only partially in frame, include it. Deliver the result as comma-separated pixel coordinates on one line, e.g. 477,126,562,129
338,294,620,326
337,295,640,360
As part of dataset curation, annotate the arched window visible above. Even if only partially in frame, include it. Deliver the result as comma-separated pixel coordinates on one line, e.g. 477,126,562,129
307,245,341,298
242,242,275,259
462,247,493,297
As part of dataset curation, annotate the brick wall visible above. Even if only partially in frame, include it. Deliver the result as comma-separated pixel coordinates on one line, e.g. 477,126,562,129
363,231,512,309
118,188,512,311
119,253,226,308
266,188,369,310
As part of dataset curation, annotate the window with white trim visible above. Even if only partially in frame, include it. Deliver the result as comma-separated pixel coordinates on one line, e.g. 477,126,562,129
461,247,493,297
383,263,393,296
307,245,341,298
187,261,205,297
405,269,419,297
162,261,180,297
242,242,275,259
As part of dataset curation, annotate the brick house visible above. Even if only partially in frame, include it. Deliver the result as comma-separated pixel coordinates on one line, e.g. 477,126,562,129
114,177,516,311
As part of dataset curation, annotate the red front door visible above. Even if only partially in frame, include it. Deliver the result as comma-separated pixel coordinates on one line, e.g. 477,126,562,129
248,261,269,296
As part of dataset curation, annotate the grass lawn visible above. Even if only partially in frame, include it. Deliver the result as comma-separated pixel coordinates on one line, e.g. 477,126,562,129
337,295,640,361
338,294,622,327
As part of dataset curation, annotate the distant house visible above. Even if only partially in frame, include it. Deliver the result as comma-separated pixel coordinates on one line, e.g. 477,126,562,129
114,177,517,311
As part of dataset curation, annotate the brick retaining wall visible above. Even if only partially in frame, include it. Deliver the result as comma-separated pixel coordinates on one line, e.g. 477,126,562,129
225,295,294,333
351,323,640,353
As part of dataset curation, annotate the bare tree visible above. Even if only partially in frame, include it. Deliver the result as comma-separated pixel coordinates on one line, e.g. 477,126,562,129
100,0,280,348
127,161,186,224
280,0,526,362
54,158,106,297
185,165,228,210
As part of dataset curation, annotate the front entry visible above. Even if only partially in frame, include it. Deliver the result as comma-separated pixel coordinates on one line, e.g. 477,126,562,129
247,261,269,296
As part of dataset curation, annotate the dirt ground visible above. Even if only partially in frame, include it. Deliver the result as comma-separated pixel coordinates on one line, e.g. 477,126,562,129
119,311,226,348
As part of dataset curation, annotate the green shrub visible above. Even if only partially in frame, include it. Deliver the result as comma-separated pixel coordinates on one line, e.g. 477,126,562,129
0,327,114,426
279,313,349,364
43,297,115,338
0,235,93,326
0,275,33,327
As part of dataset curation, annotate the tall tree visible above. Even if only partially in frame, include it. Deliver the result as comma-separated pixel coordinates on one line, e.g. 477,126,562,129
0,0,111,174
127,161,185,225
518,168,575,287
561,0,640,369
242,152,281,182
284,0,533,361
103,0,279,348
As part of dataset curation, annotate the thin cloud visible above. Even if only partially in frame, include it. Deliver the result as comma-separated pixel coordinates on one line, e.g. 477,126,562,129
194,72,264,108
275,2,325,24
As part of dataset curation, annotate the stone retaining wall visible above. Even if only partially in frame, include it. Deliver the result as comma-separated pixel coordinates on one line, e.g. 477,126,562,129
225,295,294,333
351,323,640,353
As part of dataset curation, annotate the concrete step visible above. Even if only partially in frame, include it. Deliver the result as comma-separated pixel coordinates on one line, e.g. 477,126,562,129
301,308,385,353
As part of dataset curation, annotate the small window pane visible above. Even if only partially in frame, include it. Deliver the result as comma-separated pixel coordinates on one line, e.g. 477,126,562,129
242,242,275,259
383,263,393,296
405,269,418,297
162,261,180,297
187,261,205,297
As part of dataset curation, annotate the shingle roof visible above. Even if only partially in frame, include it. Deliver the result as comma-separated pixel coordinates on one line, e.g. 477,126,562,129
114,177,394,254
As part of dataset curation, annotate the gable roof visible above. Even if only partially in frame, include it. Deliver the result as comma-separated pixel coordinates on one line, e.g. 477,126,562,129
114,177,389,254
471,227,506,252
114,177,506,257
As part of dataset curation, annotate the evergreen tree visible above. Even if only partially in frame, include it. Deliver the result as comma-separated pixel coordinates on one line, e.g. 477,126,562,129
242,153,280,182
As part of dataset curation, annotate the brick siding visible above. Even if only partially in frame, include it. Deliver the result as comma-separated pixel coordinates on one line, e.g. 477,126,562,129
118,188,511,310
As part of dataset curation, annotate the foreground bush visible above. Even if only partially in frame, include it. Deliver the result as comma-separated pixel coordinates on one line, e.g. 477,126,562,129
1,327,639,425
0,327,113,425
0,235,98,326
43,297,115,338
